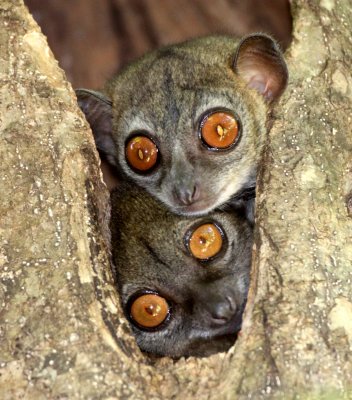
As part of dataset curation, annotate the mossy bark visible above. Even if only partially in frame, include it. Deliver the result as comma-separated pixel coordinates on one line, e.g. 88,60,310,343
0,1,351,399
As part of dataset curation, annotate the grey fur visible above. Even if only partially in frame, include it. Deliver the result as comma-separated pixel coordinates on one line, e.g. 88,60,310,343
76,34,287,217
110,183,253,357
75,35,287,356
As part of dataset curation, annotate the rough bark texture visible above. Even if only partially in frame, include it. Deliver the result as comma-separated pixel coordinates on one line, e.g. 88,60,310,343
0,1,351,399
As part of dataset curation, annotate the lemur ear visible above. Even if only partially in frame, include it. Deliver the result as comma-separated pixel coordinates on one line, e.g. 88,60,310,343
233,34,288,103
75,89,116,165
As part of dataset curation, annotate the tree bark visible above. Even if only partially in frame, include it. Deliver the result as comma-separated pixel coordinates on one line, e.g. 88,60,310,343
0,1,351,399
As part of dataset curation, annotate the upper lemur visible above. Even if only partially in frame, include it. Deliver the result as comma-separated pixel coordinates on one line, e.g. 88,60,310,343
110,182,253,357
77,34,288,219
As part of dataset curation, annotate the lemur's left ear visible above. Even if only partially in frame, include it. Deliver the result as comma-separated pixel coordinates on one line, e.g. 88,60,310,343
233,34,288,103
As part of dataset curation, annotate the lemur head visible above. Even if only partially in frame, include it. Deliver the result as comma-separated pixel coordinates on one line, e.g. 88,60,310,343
110,183,253,357
77,34,287,216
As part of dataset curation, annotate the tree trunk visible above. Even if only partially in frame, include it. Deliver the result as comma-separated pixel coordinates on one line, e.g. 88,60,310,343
0,1,351,399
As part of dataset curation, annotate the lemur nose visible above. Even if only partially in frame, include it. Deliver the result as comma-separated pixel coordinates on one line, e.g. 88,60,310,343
174,184,200,205
209,297,237,325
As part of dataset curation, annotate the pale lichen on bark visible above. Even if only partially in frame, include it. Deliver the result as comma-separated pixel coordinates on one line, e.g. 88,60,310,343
0,0,351,399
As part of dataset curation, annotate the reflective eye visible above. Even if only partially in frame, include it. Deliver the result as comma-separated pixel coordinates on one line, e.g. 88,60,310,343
188,223,223,260
200,111,239,149
130,293,169,328
125,135,158,172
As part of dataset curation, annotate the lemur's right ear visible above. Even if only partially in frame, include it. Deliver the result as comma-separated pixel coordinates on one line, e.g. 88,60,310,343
75,89,116,165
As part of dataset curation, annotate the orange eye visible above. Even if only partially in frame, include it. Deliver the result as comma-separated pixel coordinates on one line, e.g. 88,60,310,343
188,223,223,260
130,293,169,328
125,135,158,172
200,111,239,149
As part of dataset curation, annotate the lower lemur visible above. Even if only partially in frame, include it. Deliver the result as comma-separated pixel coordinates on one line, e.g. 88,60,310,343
110,183,253,357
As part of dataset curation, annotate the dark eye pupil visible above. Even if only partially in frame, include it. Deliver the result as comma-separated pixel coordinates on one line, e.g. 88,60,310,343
145,304,160,316
199,236,207,245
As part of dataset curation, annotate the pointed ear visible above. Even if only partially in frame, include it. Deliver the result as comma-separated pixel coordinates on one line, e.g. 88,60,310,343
233,34,288,103
75,89,117,165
